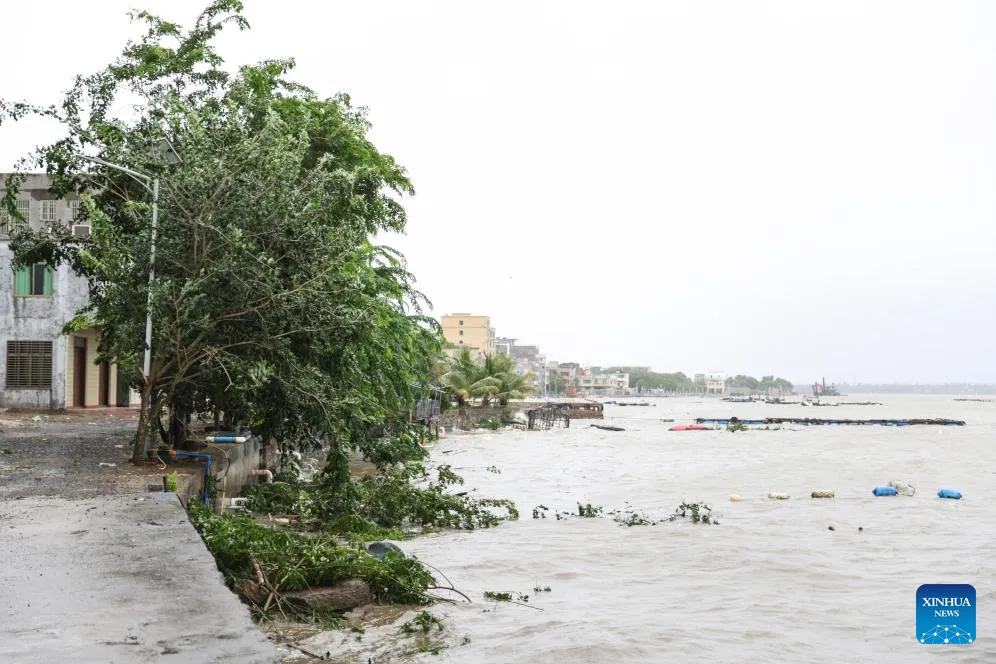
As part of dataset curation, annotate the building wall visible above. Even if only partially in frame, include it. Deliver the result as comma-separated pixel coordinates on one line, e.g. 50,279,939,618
0,245,90,409
63,328,134,408
1,173,139,409
440,313,495,358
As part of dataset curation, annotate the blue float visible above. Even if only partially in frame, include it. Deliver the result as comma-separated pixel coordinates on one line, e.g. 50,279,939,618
937,488,962,500
873,486,897,496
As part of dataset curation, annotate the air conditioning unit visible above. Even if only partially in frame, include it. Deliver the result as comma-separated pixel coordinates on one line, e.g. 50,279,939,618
72,224,92,239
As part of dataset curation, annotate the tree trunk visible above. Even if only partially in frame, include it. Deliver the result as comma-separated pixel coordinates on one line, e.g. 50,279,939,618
132,381,154,464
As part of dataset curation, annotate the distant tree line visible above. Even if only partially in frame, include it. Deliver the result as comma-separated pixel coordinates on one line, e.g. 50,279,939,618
599,368,795,393
725,375,794,392
603,368,697,392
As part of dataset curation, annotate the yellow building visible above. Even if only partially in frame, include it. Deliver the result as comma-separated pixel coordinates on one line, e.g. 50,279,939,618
441,313,496,359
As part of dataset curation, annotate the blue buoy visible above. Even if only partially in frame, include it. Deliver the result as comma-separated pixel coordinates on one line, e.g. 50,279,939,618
938,488,962,500
873,486,897,496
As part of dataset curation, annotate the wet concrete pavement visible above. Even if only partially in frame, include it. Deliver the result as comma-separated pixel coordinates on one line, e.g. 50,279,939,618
0,492,281,663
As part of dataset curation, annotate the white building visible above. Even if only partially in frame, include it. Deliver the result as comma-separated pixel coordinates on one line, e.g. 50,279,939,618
578,371,631,396
1,174,140,409
705,372,726,394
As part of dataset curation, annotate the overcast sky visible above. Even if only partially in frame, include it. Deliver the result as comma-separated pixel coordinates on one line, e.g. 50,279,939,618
3,0,995,383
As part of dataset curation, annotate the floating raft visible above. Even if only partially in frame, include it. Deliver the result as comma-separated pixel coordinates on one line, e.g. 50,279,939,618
695,417,965,427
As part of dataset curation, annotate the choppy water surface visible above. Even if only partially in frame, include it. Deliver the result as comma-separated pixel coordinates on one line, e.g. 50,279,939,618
393,395,996,664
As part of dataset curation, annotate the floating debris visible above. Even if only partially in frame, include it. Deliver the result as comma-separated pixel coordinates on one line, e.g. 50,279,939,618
888,479,916,496
695,416,965,427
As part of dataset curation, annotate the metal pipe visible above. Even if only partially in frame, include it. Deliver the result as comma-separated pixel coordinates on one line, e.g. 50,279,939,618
248,469,273,484
173,451,212,505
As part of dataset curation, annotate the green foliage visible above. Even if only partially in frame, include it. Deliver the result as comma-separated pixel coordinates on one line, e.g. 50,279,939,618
602,368,794,393
726,374,794,392
577,503,602,517
400,611,444,634
614,511,659,526
0,0,443,469
726,421,748,432
546,371,566,395
442,348,534,407
668,502,718,525
187,502,434,605
483,591,513,601
605,368,696,392
241,463,519,532
241,481,303,514
166,472,179,492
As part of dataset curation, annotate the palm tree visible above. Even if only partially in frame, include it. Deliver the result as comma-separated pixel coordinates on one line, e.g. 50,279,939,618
441,349,535,407
495,370,536,406
441,347,482,406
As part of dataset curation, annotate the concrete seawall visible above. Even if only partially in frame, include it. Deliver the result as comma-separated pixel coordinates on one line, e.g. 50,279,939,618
0,492,281,663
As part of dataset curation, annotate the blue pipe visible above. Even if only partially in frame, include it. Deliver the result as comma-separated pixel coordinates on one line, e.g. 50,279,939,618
173,451,212,505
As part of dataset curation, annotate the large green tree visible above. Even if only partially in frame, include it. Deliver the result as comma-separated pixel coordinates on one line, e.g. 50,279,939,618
0,0,441,472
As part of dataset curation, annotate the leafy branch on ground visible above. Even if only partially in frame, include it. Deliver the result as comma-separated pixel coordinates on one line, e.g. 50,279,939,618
188,502,435,612
241,461,519,534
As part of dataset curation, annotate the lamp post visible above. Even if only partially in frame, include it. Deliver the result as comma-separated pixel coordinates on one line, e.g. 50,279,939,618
79,140,179,457
79,158,158,379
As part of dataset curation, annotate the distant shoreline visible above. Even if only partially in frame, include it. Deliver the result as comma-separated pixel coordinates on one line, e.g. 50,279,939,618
792,384,996,396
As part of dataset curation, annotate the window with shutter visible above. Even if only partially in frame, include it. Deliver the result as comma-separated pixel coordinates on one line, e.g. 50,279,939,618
6,341,53,389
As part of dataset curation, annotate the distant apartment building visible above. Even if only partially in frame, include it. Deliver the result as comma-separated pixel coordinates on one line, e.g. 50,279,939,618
441,313,496,359
496,337,547,394
705,372,726,394
549,361,582,397
0,174,140,409
578,370,631,396
494,336,516,356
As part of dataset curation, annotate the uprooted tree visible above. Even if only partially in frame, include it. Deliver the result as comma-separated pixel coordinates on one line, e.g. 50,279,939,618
0,0,441,476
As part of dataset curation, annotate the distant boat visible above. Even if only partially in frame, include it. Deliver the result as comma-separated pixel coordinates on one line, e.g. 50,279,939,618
812,377,841,397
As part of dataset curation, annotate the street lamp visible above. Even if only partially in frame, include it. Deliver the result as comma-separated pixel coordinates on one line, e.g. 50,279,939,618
79,140,180,457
